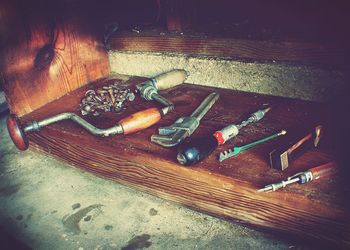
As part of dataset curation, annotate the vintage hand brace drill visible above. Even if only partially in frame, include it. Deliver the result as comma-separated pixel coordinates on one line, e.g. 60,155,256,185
7,70,187,151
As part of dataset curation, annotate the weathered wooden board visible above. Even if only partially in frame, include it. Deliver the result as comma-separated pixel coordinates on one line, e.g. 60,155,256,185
21,74,350,247
108,34,347,67
0,0,110,117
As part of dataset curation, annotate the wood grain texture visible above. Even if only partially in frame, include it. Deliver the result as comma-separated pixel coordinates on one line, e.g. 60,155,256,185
165,0,195,32
0,0,110,117
108,34,347,67
21,75,350,247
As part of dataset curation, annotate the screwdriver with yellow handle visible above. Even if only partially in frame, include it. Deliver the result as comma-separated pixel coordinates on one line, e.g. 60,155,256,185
257,161,338,192
7,70,187,151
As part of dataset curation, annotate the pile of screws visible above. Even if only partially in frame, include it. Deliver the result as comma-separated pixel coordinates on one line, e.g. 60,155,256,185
80,82,135,116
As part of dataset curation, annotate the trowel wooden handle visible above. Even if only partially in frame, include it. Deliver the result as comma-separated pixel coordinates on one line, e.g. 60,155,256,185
7,114,29,151
154,69,187,90
119,107,162,135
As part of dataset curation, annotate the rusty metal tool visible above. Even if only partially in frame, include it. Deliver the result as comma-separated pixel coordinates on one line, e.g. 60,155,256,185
7,106,170,151
80,82,135,116
80,69,186,116
219,130,287,162
136,69,188,110
177,107,271,166
269,125,323,171
151,92,219,147
258,161,337,192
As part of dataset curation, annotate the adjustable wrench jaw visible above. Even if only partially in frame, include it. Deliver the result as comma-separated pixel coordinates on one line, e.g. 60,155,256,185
151,117,200,147
151,92,220,148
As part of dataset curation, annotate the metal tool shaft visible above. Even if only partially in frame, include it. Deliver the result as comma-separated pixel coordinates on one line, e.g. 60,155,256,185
258,162,337,192
190,92,219,121
151,92,219,147
219,130,286,162
23,112,123,136
257,178,299,192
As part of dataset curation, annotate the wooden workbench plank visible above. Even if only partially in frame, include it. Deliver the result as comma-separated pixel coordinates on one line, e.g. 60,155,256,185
29,130,349,246
22,74,349,246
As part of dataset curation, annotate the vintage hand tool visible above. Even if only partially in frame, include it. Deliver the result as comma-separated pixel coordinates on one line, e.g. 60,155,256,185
177,107,271,166
151,92,220,147
270,125,323,171
258,161,337,192
7,106,170,151
136,69,188,110
219,130,287,162
80,69,187,116
8,70,186,151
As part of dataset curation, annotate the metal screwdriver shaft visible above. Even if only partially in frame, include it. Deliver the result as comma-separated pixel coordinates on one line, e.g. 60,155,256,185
219,130,287,162
257,162,338,192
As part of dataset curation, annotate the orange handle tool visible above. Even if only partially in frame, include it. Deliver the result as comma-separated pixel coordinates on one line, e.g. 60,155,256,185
119,107,162,135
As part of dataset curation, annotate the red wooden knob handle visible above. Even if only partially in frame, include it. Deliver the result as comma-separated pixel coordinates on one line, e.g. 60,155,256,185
7,114,29,151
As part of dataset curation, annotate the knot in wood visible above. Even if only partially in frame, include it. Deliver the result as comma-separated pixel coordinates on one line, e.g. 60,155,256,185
34,44,55,70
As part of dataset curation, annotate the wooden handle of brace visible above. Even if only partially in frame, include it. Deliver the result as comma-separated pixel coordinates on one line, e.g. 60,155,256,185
154,69,187,90
119,108,162,135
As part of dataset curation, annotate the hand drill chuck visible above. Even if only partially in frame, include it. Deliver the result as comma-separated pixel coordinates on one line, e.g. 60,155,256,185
136,69,188,109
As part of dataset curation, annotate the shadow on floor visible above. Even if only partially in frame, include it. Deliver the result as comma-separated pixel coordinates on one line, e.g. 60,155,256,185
0,227,31,250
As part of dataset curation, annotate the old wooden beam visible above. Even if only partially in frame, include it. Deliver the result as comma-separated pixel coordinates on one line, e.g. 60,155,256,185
0,0,110,117
164,0,195,33
21,74,350,247
108,34,347,67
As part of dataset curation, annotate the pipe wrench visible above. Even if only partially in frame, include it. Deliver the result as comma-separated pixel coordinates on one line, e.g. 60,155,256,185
151,92,219,147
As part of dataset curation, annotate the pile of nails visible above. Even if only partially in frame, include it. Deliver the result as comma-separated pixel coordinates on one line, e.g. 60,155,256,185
80,82,135,116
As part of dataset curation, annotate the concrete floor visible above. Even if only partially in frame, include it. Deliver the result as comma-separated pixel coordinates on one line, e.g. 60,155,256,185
0,112,303,250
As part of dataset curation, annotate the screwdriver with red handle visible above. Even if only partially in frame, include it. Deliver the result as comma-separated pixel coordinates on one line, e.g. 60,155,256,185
257,161,338,192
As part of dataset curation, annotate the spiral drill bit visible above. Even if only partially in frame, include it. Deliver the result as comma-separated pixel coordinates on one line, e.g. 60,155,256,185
213,107,271,146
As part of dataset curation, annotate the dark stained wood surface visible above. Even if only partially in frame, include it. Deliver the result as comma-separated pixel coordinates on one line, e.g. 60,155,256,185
0,0,110,117
164,0,195,33
22,74,350,247
108,34,347,67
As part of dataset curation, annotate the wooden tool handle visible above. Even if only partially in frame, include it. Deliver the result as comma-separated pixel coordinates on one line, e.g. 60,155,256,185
119,108,162,135
310,162,338,180
7,114,29,151
154,69,187,90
